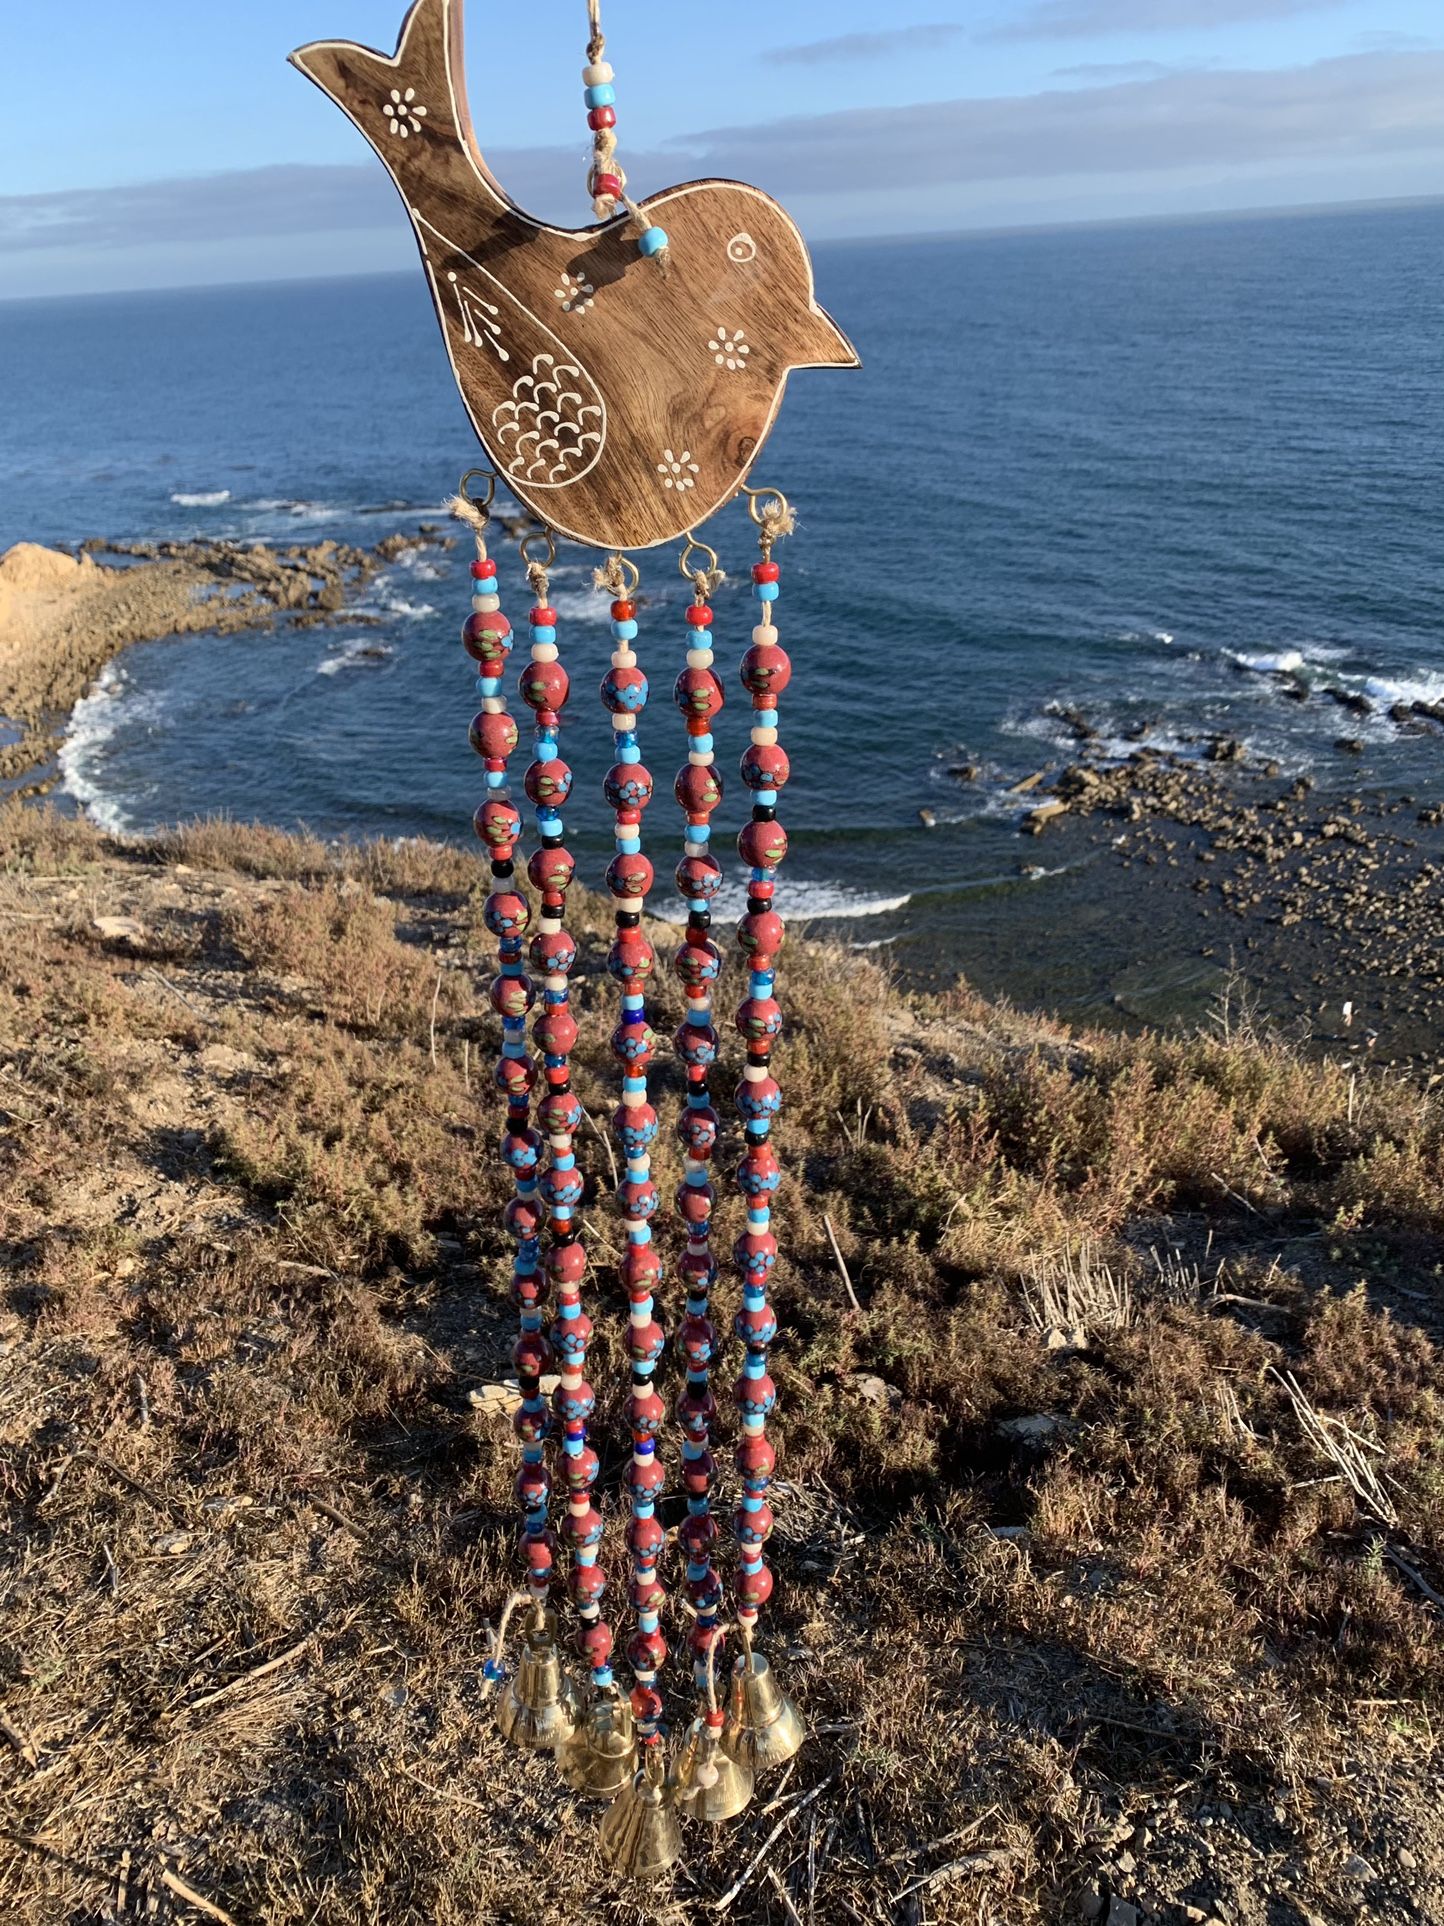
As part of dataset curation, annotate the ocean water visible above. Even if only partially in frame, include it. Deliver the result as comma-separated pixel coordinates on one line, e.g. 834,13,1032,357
2,204,1442,1006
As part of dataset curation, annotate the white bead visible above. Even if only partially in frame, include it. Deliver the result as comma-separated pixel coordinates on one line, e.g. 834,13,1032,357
483,697,504,714
686,647,712,669
473,593,502,614
583,60,613,84
532,641,559,662
751,726,779,746
753,624,779,647
689,750,711,766
743,1064,766,1082
611,712,634,732
611,648,636,668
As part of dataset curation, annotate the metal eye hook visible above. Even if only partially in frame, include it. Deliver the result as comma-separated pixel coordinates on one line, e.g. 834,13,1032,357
599,553,641,595
518,527,557,570
678,533,720,582
739,482,790,529
459,466,497,511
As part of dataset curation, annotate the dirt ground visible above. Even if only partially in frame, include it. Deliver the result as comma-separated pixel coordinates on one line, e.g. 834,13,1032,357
0,809,1440,1926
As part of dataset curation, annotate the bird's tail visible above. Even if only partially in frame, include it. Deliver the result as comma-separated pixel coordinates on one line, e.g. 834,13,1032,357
290,0,508,209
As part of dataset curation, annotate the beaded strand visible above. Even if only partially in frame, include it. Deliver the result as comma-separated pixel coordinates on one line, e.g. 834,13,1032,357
582,0,668,261
517,556,614,1695
597,564,669,1753
731,538,792,1643
465,538,555,1620
671,569,728,1699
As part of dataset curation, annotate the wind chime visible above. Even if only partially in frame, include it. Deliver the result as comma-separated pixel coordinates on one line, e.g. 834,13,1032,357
291,0,857,1877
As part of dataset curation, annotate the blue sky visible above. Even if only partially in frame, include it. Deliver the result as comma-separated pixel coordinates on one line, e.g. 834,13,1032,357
2,0,1441,295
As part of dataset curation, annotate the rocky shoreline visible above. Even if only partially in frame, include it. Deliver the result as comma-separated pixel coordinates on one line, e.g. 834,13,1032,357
0,529,455,791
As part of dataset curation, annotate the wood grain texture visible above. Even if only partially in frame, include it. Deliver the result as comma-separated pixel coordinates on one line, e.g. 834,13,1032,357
290,0,858,552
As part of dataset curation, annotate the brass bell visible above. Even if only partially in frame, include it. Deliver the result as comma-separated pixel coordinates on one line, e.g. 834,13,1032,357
598,1745,683,1881
722,1648,806,1774
674,1712,755,1823
556,1682,638,1799
496,1610,580,1750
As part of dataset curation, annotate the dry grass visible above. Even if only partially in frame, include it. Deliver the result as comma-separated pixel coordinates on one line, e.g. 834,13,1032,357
0,815,1441,1924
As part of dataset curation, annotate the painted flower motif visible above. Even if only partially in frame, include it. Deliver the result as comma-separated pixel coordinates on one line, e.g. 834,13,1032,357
708,326,751,372
384,87,427,138
554,272,595,315
657,449,700,493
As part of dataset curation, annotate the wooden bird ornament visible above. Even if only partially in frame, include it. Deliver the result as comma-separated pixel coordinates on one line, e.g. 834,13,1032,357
290,0,857,550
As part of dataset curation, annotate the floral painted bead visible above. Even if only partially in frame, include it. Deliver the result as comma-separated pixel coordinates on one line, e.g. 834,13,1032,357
502,1127,543,1172
675,1020,719,1068
620,1242,663,1291
577,1620,614,1667
627,1626,668,1674
550,1310,593,1363
736,1434,776,1490
474,798,522,848
495,1055,535,1102
741,642,791,700
563,1504,605,1550
613,1101,659,1153
490,972,534,1018
737,1500,775,1546
736,1562,775,1610
736,1074,783,1122
606,850,654,900
736,996,783,1044
687,1567,724,1613
462,610,512,662
604,763,654,810
676,852,723,899
678,1103,720,1157
483,890,530,936
540,1164,584,1211
627,1512,666,1561
627,1317,666,1367
735,1371,777,1420
679,1512,719,1559
528,844,576,893
504,1194,542,1239
534,1006,579,1056
512,1329,551,1377
740,740,790,791
608,932,655,984
739,819,788,869
682,1447,717,1498
611,1018,658,1068
525,758,573,807
469,709,518,760
618,1176,658,1222
734,1229,778,1281
630,1684,665,1726
520,658,569,713
628,1387,667,1438
530,926,577,976
675,938,721,988
737,1144,781,1196
564,1442,600,1490
512,1401,550,1445
628,1453,666,1504
676,1182,714,1230
674,665,725,720
601,664,649,713
546,1240,587,1286
524,1535,555,1579
679,1248,718,1292
538,1089,582,1136
515,1462,550,1511
737,908,785,961
678,1314,716,1369
675,763,723,815
676,1385,718,1439
736,1301,778,1348
553,1376,597,1424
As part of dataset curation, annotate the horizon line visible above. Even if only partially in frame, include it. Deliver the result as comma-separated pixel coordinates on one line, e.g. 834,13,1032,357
3,189,1442,307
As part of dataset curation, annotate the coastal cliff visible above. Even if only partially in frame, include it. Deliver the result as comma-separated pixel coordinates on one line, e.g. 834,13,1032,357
0,804,1440,1923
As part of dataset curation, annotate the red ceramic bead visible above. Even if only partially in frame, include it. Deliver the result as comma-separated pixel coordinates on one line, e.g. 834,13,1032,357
608,932,655,984
737,997,783,1044
631,1685,665,1724
577,1620,614,1666
630,1452,665,1500
524,758,573,807
628,1387,667,1438
495,1058,536,1104
515,1463,550,1509
606,850,654,899
686,603,713,628
587,104,616,130
469,709,518,760
524,1534,556,1573
538,1089,582,1136
594,171,623,200
530,927,577,977
741,741,791,791
470,557,497,581
530,604,557,628
489,973,534,1018
520,658,569,713
627,1513,665,1559
675,763,723,814
512,1331,551,1377
619,1177,658,1221
620,1242,662,1290
679,1512,719,1557
753,560,780,583
676,1386,718,1436
737,1434,777,1485
627,1625,668,1672
741,642,792,699
527,845,576,893
534,1007,579,1056
562,1504,603,1549
565,1443,600,1491
571,1561,607,1607
504,1194,541,1238
463,609,512,657
739,819,789,870
678,1103,720,1157
738,908,786,961
677,1182,714,1227
682,1445,717,1494
736,1562,775,1608
630,1573,666,1612
674,665,725,720
676,853,724,899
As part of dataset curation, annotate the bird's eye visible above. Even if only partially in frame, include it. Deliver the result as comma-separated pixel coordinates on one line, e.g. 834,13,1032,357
727,232,758,264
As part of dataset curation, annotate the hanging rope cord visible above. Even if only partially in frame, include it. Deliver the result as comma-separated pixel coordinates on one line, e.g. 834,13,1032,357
584,0,665,260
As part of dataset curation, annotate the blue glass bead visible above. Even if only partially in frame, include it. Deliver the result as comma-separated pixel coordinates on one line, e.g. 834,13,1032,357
585,81,615,106
477,676,501,698
530,624,557,644
754,580,779,602
638,226,669,257
693,732,715,753
754,709,778,730
612,618,639,642
485,769,506,789
754,788,778,807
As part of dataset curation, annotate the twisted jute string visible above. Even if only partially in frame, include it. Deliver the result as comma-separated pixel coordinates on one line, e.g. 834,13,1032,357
448,491,491,559
584,0,666,268
755,496,797,561
525,557,551,606
592,552,631,597
480,1589,533,1695
691,563,727,602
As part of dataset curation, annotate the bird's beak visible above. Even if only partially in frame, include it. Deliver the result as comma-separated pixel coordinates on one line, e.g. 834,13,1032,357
791,304,860,370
